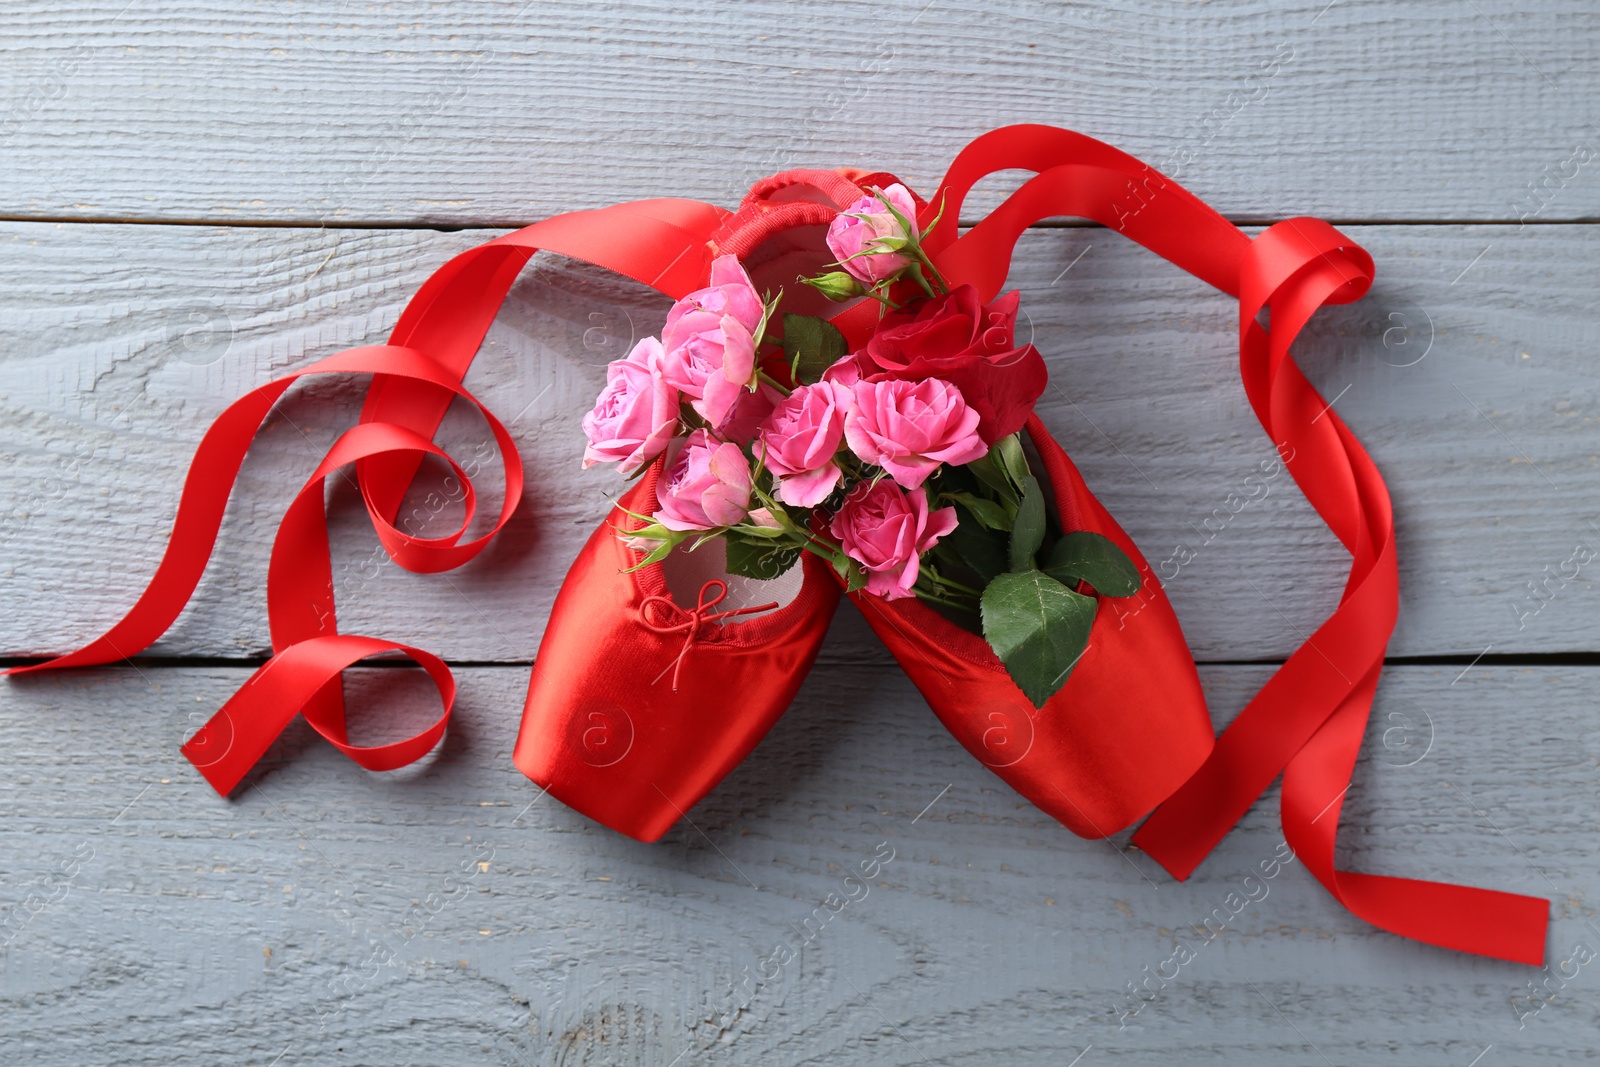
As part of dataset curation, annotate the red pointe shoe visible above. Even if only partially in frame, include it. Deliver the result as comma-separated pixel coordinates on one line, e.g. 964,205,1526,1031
514,463,840,841
845,413,1214,838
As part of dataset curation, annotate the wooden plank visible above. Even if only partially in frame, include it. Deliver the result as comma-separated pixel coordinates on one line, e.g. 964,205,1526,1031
0,661,1595,1063
0,1,1596,224
5,3,1595,1063
4,219,1598,661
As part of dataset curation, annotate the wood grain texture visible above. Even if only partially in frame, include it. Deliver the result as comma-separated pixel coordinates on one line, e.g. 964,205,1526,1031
4,2,1600,1062
2,660,1597,1064
0,1,1596,225
2,220,1598,661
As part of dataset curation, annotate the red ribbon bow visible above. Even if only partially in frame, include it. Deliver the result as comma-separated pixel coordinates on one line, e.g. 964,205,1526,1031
639,579,779,691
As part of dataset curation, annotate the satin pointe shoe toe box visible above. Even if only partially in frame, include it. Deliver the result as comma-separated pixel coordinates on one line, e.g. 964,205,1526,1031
846,414,1215,838
516,466,841,841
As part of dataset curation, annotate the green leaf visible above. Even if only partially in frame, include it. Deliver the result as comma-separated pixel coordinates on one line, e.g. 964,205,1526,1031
753,287,780,351
1008,475,1046,572
831,552,870,593
723,536,801,581
781,313,848,385
623,536,678,573
937,461,980,494
980,570,1097,709
846,567,869,593
963,450,1020,508
777,501,816,530
921,190,948,240
945,492,1012,531
1042,531,1142,598
945,506,1009,583
994,434,1031,488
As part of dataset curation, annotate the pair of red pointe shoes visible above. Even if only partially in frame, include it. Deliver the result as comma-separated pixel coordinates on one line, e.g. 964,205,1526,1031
516,165,1215,843
516,416,1213,843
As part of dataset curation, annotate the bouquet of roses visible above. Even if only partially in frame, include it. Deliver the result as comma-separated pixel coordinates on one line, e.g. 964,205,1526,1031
579,184,1140,707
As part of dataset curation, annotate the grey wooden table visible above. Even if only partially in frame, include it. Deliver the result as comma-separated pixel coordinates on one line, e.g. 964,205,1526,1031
3,2,1599,1064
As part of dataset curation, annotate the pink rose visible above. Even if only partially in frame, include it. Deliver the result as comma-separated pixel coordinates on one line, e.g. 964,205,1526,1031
844,377,987,490
659,310,755,428
660,255,765,427
718,380,782,445
827,183,919,286
747,507,783,530
757,381,852,507
828,479,958,600
664,255,764,342
654,429,753,531
581,337,680,475
820,351,864,388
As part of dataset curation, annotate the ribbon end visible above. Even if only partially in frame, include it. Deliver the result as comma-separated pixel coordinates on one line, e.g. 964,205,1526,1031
181,725,248,798
1129,826,1202,883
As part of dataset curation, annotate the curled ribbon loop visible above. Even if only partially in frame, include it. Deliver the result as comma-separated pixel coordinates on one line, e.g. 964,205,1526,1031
920,124,1548,965
640,579,779,691
1136,218,1549,966
9,200,735,790
182,635,456,796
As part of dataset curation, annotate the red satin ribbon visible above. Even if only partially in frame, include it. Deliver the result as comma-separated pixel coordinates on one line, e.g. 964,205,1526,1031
919,125,1547,965
184,634,456,796
8,199,733,789
8,126,1547,965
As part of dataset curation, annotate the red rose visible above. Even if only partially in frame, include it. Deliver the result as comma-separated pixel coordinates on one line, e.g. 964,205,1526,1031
853,286,1047,444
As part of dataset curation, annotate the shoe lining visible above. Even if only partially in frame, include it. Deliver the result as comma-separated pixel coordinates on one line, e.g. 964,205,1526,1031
661,535,805,618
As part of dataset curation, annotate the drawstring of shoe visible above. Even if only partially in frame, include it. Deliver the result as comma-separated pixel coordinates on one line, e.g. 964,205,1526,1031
639,579,779,691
